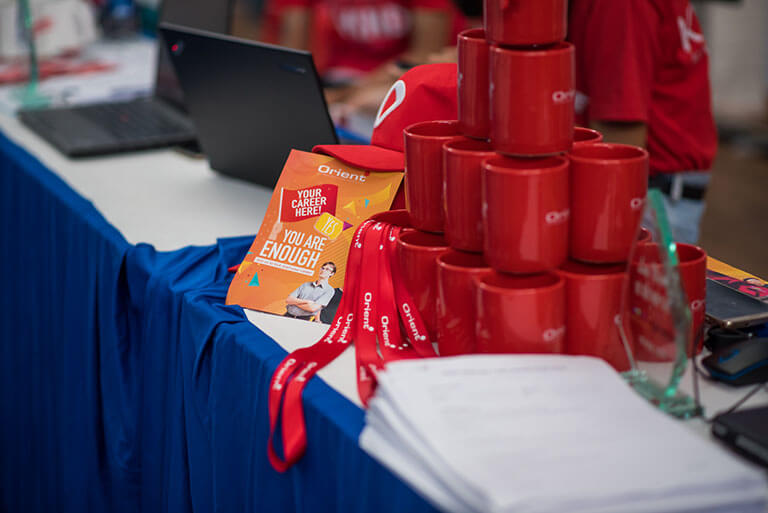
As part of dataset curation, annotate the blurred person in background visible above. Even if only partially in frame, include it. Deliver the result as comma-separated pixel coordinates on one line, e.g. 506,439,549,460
568,0,718,244
231,0,272,40
272,0,469,118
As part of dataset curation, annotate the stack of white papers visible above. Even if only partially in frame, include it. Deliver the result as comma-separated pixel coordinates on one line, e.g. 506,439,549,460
360,355,767,513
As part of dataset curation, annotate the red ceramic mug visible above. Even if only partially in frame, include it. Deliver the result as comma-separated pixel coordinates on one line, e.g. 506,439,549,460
483,0,567,47
482,155,569,273
629,242,707,360
556,261,631,371
572,126,603,149
443,138,495,253
404,120,462,233
489,42,574,156
475,271,566,354
369,209,413,229
458,28,490,140
396,230,449,340
569,143,649,263
436,250,490,356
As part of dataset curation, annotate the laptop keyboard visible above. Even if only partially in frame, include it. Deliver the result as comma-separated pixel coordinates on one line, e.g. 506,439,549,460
76,100,192,141
18,98,196,156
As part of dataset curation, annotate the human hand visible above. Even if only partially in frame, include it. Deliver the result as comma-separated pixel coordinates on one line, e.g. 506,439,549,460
428,45,458,64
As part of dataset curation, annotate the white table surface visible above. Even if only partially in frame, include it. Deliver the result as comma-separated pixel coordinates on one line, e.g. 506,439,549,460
2,38,766,447
0,37,273,251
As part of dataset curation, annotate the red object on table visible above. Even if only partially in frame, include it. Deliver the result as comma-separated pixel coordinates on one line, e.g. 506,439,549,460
489,42,575,156
483,0,567,46
436,250,489,356
396,230,449,340
403,120,462,233
475,271,566,354
482,155,569,274
569,143,649,263
442,137,494,252
629,242,707,360
0,58,114,85
557,260,631,371
457,28,490,140
572,126,603,149
267,218,436,472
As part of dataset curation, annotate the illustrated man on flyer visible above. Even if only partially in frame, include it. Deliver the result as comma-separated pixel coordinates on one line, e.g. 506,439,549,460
284,261,337,321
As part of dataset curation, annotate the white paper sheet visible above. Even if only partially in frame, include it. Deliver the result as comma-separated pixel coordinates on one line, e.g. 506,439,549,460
361,355,768,513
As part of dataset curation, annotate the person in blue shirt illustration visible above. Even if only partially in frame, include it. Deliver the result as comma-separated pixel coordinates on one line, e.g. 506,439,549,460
284,261,337,321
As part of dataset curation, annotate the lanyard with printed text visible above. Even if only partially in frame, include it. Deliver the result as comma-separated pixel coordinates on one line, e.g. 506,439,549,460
378,225,420,362
390,233,437,357
354,222,388,405
266,216,437,471
267,221,370,471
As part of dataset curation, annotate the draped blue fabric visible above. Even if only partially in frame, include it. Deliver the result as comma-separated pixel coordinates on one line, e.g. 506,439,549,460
0,131,436,513
0,130,138,512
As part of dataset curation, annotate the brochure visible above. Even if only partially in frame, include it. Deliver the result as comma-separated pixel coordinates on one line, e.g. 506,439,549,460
707,256,768,301
226,150,403,322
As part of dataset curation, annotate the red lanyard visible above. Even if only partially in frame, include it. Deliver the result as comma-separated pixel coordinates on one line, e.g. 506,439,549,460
389,230,436,358
354,223,386,405
267,220,370,472
377,225,419,362
267,217,434,472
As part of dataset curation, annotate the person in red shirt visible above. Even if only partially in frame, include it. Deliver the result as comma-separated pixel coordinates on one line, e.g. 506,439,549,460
274,0,460,116
568,0,718,244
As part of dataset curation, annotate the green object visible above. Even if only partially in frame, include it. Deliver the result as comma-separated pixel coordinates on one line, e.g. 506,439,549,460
13,0,49,108
619,188,703,419
137,4,159,36
622,369,702,419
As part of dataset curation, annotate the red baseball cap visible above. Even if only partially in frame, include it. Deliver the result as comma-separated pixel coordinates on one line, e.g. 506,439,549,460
313,63,458,174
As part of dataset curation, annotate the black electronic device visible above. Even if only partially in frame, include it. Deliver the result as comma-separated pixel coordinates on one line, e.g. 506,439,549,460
705,326,753,353
17,0,233,157
705,279,768,329
159,24,338,189
702,338,768,386
712,406,768,469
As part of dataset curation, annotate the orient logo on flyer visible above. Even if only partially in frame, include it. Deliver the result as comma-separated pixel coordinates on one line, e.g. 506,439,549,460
226,150,403,321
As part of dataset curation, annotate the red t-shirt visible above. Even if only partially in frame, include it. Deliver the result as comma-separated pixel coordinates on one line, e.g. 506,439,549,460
273,0,457,76
568,0,717,175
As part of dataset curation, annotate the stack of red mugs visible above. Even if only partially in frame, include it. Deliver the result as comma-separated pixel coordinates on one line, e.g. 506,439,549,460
394,2,706,371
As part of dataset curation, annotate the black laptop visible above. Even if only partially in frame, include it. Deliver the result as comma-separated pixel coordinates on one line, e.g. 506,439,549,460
16,0,233,157
159,24,338,189
712,406,768,468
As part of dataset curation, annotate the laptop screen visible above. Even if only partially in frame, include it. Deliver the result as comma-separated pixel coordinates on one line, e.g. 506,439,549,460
159,24,338,188
154,0,233,109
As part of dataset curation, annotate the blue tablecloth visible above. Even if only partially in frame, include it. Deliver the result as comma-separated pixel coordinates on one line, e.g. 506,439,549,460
0,131,436,513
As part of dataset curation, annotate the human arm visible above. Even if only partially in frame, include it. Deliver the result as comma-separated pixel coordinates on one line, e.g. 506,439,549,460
569,0,659,146
279,5,311,50
292,286,335,316
399,8,451,66
330,8,452,116
285,295,323,313
286,283,323,313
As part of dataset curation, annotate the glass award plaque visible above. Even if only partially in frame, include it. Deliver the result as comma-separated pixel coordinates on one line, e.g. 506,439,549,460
618,189,703,418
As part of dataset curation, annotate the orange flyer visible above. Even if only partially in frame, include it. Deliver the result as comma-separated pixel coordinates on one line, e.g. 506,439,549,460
226,150,403,321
